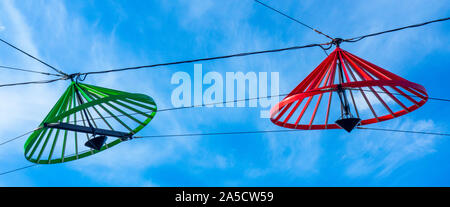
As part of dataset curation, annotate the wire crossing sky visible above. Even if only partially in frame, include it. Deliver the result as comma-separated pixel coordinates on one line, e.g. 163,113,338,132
1,15,449,85
0,16,448,87
1,91,448,147
0,38,67,76
253,0,334,40
1,126,449,177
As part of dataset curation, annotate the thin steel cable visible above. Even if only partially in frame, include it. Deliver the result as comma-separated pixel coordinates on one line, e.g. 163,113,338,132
0,38,68,76
68,87,450,125
0,65,62,77
253,0,334,40
0,77,65,88
0,128,41,146
1,127,447,176
135,127,450,138
319,44,332,56
0,164,37,176
80,42,330,76
74,17,449,77
348,88,450,102
134,129,298,139
69,92,290,124
0,17,447,79
344,17,450,43
357,127,450,136
1,92,292,145
0,149,91,176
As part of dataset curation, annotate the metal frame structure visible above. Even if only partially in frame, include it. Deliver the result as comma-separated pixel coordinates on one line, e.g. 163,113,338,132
270,47,428,130
24,82,157,164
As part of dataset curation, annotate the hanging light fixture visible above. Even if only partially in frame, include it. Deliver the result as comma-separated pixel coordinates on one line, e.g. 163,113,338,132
270,44,428,132
24,81,157,164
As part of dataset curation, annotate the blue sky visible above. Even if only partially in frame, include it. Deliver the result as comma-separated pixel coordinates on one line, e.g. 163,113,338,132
0,0,450,186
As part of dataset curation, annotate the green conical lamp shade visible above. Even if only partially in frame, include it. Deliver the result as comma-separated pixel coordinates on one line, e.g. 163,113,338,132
24,82,157,164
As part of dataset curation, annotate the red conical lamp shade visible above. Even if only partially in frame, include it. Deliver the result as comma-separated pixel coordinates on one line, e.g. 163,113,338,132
270,47,428,131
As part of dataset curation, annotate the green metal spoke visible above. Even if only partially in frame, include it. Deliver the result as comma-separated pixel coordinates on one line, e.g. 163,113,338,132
75,84,93,102
61,86,74,161
77,97,94,155
88,93,134,132
47,129,61,163
117,99,156,117
73,89,79,159
81,89,114,130
48,86,73,163
123,97,156,109
104,101,145,126
112,100,153,119
36,128,54,163
26,128,48,159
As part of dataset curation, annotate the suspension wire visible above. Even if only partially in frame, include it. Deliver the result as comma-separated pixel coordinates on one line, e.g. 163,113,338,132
348,88,450,102
79,42,330,76
0,65,63,77
9,88,448,146
158,93,288,112
0,38,68,76
2,92,291,145
0,149,92,177
134,129,298,139
0,17,447,81
425,97,450,102
69,92,290,124
134,127,450,139
71,86,450,125
4,87,448,146
1,126,448,177
0,77,65,88
0,128,41,146
253,0,334,40
319,44,332,56
0,164,37,176
75,17,450,77
344,17,450,43
357,127,450,136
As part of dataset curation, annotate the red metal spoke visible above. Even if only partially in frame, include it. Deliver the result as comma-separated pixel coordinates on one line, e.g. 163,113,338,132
282,100,302,125
379,86,409,111
391,86,420,106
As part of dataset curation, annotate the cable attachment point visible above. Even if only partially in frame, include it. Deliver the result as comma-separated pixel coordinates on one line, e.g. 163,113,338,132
64,73,79,81
332,38,344,47
64,73,88,82
76,73,88,82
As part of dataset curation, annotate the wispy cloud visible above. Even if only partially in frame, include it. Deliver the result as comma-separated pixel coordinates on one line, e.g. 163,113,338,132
0,0,201,186
343,118,440,177
243,131,322,181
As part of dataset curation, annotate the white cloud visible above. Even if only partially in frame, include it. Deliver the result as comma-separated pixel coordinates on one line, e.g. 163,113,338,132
243,131,322,179
0,0,202,186
0,0,66,173
189,151,234,169
266,132,321,175
343,118,440,177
